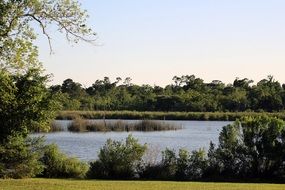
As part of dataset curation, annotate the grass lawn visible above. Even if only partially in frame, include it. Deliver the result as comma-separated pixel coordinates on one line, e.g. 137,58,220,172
0,179,285,190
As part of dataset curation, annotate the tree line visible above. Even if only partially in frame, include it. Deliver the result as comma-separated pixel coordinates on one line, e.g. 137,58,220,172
51,75,285,112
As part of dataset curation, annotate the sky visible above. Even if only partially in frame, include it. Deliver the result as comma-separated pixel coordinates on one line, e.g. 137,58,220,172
38,0,285,87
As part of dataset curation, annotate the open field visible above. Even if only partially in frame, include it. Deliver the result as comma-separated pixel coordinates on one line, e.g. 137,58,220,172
56,110,285,121
0,179,285,190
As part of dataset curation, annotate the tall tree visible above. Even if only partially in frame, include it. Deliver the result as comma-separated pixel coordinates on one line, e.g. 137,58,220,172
0,0,96,178
0,0,96,72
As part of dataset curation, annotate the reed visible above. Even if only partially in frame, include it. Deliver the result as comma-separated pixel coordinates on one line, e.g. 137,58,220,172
49,122,64,132
86,122,108,132
68,119,182,132
33,122,64,133
130,120,182,131
67,117,89,132
57,110,285,121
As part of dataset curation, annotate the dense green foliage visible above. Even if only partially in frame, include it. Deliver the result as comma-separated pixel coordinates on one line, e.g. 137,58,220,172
0,69,61,178
205,116,285,180
51,75,285,112
0,69,60,141
0,136,45,179
40,144,88,179
88,135,147,179
0,136,88,179
140,148,208,181
0,0,95,179
0,0,95,71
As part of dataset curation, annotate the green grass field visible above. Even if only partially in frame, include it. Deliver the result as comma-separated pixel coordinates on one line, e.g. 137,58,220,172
0,179,285,190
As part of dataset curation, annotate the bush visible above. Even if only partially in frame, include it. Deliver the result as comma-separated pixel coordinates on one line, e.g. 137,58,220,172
140,148,207,181
0,69,61,141
139,148,178,180
159,149,178,180
87,135,147,179
0,69,61,178
0,136,44,179
209,115,285,180
40,144,88,178
186,149,208,180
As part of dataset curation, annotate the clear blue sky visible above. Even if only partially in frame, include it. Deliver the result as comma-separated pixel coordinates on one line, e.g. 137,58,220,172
38,0,285,87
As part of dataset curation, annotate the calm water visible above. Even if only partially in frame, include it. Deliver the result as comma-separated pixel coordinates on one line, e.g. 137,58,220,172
32,120,232,161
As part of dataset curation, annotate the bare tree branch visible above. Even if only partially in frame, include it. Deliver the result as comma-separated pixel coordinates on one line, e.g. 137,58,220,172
23,13,53,54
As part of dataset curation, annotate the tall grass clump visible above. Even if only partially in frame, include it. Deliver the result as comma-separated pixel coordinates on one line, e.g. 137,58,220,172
0,136,45,179
87,120,128,132
68,119,182,132
86,122,107,132
67,117,89,132
32,122,64,133
49,122,64,132
130,120,182,131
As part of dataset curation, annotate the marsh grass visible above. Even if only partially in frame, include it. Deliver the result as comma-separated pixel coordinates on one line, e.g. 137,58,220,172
57,111,285,121
130,120,182,131
67,117,182,132
49,122,64,132
33,122,64,133
67,117,89,132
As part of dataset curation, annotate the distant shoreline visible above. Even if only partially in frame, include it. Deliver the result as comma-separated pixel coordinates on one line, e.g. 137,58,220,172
56,110,285,121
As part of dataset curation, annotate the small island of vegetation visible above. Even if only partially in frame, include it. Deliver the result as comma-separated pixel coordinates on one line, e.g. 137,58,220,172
67,117,182,132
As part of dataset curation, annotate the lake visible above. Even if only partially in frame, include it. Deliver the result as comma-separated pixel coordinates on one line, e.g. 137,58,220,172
32,120,232,161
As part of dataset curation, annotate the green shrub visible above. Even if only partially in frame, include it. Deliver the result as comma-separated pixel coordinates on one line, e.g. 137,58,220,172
159,148,178,180
186,149,208,180
140,148,207,181
40,144,88,178
0,136,44,179
87,135,147,179
209,115,285,179
0,69,61,179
